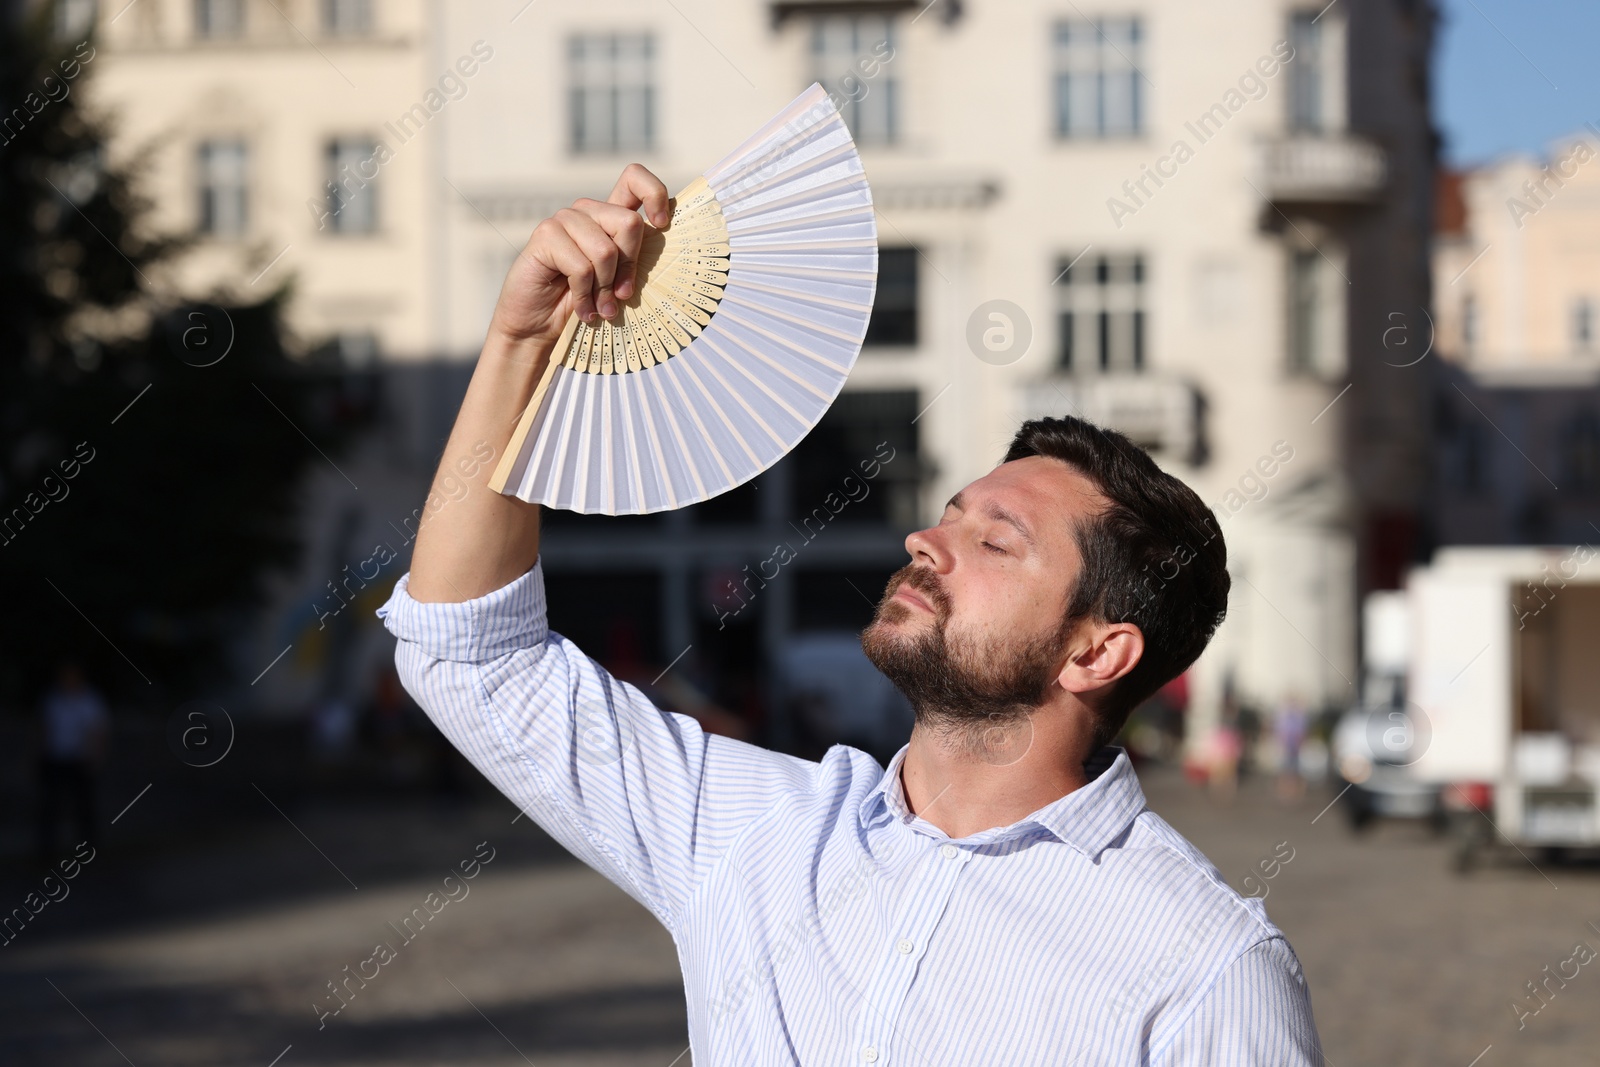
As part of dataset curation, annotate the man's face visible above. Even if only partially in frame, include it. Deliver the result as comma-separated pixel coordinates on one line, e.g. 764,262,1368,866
861,456,1106,726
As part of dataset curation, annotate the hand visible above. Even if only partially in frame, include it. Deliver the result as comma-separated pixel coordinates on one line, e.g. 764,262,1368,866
488,163,672,350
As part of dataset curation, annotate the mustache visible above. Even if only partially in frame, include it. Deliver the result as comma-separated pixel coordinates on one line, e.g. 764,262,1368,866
882,564,951,617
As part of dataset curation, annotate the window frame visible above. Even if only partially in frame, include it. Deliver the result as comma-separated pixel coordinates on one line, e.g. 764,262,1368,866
1051,15,1144,141
196,138,250,238
567,33,658,156
323,137,380,236
1054,251,1146,373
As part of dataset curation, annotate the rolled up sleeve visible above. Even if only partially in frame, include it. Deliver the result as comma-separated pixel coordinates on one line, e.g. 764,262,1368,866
378,561,815,930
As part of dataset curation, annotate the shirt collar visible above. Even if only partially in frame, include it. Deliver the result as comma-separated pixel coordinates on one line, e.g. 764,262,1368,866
858,744,1148,861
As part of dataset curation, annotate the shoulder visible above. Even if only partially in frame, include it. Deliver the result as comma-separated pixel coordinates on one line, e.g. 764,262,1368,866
1119,808,1280,941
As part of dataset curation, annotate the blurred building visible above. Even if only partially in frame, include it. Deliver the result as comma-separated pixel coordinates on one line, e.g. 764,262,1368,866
72,0,1438,750
1431,140,1600,545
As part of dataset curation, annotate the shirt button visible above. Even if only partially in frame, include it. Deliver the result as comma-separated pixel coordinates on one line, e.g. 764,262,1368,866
940,844,958,860
896,938,914,955
863,1047,879,1063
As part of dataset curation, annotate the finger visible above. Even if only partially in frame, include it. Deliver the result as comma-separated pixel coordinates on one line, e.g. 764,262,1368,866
608,163,671,229
555,207,622,316
571,198,645,301
532,219,599,324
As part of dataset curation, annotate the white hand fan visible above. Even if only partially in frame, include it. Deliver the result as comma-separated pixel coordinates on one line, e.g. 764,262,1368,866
487,83,878,513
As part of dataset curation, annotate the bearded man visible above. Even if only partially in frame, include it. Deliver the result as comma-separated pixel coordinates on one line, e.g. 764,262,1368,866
381,164,1322,1064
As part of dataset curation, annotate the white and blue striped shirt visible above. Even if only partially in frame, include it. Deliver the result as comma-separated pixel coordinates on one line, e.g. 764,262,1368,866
380,561,1321,1065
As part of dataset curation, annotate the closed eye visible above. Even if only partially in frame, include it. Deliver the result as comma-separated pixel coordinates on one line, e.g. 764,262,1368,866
980,540,1006,554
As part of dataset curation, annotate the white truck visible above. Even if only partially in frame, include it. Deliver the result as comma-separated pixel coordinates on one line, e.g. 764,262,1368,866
1396,546,1600,868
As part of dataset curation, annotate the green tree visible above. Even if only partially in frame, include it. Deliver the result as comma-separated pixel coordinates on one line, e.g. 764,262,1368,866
0,5,356,708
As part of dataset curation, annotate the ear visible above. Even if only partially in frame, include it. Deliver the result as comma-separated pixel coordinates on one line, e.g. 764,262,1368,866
1057,621,1144,698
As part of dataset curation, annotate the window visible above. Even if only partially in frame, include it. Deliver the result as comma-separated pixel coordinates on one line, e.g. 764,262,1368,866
1563,412,1600,493
324,138,378,234
1053,17,1142,139
1462,293,1478,356
864,247,918,347
54,0,97,39
812,15,898,146
568,34,655,154
195,0,245,39
1055,252,1145,373
1287,247,1345,377
1288,13,1321,132
197,139,248,237
1574,297,1594,352
323,0,372,36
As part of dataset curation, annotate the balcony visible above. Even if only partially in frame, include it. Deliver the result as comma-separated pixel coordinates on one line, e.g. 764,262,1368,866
1256,135,1387,204
1016,375,1205,465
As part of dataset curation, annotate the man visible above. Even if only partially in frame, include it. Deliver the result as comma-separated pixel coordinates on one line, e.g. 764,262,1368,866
36,661,107,863
381,164,1322,1063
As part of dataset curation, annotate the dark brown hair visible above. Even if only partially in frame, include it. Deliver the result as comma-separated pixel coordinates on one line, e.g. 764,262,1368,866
1003,416,1230,750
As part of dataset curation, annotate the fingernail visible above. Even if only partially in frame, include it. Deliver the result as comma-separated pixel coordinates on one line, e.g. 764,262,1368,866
600,300,618,318
655,212,669,227
615,280,633,300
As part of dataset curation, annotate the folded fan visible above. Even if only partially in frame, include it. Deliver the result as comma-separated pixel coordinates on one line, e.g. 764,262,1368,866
488,83,878,513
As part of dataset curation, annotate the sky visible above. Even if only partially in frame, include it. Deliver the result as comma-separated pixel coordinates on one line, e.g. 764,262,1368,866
1434,0,1600,167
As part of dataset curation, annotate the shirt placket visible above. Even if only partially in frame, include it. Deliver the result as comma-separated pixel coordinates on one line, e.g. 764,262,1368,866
849,838,971,1066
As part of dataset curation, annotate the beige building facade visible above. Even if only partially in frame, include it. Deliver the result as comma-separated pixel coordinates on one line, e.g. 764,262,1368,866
77,0,1437,747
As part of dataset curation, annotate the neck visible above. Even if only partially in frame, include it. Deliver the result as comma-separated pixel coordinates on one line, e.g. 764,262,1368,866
899,697,1097,839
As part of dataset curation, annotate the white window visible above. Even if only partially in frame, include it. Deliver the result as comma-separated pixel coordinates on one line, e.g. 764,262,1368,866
1055,252,1145,373
568,34,655,154
1574,297,1594,352
197,139,248,237
1287,247,1345,378
811,15,898,147
323,0,372,36
325,138,378,234
195,0,245,39
1288,10,1347,133
1462,293,1479,356
54,0,97,40
1053,17,1142,139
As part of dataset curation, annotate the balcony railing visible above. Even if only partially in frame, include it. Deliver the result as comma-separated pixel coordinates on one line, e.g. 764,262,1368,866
1017,375,1204,464
1257,135,1387,204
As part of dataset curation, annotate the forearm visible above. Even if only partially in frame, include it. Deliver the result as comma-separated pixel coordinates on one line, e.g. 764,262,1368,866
407,330,552,603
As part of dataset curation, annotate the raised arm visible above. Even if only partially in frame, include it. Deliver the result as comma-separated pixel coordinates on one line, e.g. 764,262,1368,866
406,164,672,603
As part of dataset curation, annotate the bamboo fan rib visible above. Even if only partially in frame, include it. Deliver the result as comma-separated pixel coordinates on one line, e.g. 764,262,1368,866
488,83,878,514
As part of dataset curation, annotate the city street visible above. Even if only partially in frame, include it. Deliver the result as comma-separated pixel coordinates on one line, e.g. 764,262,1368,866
2,764,1595,1066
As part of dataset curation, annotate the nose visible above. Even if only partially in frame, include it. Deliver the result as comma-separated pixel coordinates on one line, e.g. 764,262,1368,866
903,523,952,573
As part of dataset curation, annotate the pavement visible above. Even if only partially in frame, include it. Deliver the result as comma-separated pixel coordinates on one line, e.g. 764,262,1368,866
2,762,1597,1066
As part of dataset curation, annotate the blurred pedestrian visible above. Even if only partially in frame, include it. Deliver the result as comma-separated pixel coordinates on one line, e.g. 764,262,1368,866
1275,693,1310,802
36,662,108,863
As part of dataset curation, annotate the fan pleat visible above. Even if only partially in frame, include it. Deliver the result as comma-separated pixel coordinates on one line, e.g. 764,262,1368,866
697,332,810,441
495,83,875,514
673,352,764,474
647,365,710,502
692,339,791,456
710,313,838,399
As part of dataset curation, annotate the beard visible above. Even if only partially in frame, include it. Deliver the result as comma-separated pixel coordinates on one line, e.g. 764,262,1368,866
861,563,1068,740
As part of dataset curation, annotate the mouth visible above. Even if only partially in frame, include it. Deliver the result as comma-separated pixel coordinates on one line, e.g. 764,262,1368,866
891,585,934,614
